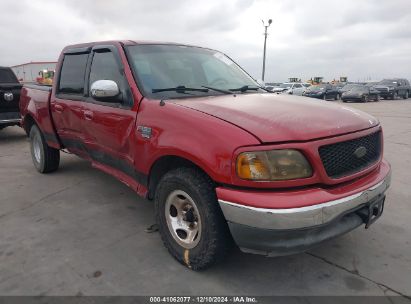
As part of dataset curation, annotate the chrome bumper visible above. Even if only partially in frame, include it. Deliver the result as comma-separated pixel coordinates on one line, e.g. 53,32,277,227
218,172,391,230
0,118,21,125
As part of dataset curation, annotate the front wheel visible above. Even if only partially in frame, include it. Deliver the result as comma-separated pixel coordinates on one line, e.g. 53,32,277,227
391,92,397,100
29,125,60,173
155,167,232,270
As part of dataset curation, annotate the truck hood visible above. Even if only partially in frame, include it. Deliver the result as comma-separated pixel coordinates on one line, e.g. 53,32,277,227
175,93,379,143
374,85,394,90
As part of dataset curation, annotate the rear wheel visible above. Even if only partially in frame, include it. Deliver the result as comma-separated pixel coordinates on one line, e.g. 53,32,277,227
29,125,60,173
155,167,232,270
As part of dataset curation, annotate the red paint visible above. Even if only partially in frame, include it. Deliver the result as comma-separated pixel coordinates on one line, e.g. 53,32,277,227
19,40,390,209
217,159,390,209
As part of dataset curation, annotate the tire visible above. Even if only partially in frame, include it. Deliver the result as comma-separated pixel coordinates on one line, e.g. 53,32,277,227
154,167,232,270
29,125,60,173
404,91,409,99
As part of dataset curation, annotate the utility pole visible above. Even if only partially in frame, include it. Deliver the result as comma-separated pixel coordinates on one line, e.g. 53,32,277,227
261,19,272,81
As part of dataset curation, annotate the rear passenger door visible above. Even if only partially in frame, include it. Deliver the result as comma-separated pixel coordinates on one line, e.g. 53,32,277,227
81,45,137,178
52,49,89,154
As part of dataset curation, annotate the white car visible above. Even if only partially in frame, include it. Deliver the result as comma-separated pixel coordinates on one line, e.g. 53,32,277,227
272,82,306,96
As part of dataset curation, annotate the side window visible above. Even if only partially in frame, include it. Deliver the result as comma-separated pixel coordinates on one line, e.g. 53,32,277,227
294,84,302,88
89,51,124,91
58,54,88,95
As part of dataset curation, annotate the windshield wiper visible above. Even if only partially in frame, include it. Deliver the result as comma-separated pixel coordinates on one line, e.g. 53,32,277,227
201,85,233,94
152,86,209,94
229,85,260,92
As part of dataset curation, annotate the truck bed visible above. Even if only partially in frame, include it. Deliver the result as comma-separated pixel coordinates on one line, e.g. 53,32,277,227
19,84,61,148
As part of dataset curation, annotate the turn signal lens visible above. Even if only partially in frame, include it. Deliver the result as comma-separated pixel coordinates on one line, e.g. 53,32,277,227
236,149,312,181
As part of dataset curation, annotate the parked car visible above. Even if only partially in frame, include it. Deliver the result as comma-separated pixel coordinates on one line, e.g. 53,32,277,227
272,82,305,95
374,78,410,99
342,85,380,102
0,67,22,130
20,40,391,270
264,82,281,92
338,83,362,95
302,83,340,100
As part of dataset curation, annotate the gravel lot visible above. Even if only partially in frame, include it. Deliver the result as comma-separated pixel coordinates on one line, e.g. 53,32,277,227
0,99,410,298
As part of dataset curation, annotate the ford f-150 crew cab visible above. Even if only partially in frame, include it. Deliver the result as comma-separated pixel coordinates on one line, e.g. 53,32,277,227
20,40,391,270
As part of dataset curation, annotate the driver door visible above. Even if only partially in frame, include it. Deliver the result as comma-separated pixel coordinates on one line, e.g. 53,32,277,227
81,45,137,179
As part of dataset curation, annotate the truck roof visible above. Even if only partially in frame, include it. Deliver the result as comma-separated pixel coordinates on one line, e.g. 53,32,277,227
63,40,200,51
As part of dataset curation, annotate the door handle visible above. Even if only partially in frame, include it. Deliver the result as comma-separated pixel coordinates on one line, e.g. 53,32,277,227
54,104,64,113
83,110,94,121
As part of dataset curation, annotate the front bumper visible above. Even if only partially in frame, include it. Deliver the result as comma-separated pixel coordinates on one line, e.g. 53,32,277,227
218,162,391,256
303,93,324,99
342,96,364,101
377,91,394,98
0,112,21,126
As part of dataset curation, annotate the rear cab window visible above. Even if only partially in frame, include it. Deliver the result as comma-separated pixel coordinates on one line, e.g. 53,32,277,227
58,53,89,96
0,68,19,83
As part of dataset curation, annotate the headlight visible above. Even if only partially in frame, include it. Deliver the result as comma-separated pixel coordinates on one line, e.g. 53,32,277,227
236,149,312,181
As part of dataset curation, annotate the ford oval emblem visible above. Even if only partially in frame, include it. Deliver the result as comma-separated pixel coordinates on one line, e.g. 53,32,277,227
354,146,367,158
4,92,14,101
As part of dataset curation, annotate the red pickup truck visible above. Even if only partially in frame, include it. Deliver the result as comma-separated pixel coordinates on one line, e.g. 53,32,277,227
20,40,391,270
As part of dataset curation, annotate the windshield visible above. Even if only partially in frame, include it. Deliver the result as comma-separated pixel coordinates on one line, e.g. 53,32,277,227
349,86,368,93
308,85,326,91
379,80,397,86
342,84,360,90
126,44,261,99
0,68,18,83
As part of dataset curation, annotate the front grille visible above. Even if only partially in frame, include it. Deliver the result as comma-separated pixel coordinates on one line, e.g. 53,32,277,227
319,131,382,179
376,88,388,92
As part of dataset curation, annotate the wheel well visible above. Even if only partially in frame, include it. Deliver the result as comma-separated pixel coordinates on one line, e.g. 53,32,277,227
23,115,36,136
147,156,213,200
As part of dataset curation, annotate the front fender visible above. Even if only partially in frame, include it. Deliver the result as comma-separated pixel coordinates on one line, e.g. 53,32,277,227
133,99,260,184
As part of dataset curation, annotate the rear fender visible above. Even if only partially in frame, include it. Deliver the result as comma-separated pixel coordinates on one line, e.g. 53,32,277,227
20,86,61,149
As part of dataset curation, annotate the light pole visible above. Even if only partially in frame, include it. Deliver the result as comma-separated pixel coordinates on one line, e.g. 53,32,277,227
261,19,272,81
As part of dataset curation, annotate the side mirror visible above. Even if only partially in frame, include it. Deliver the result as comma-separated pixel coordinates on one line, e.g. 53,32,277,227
91,80,120,101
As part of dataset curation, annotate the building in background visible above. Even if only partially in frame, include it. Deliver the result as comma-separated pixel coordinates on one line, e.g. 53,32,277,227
11,61,57,84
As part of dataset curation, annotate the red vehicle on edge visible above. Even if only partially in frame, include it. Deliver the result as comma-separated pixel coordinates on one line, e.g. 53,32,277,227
19,41,391,270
